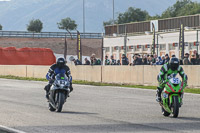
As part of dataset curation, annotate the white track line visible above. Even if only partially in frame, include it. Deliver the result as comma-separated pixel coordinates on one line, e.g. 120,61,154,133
0,125,26,133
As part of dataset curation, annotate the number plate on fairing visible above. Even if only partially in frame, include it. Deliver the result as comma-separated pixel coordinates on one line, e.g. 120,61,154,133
170,78,180,84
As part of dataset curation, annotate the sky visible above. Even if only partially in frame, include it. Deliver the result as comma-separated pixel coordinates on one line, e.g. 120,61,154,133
0,0,200,32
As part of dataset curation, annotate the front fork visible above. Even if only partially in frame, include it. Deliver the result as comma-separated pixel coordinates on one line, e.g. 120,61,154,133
169,93,183,106
162,93,183,113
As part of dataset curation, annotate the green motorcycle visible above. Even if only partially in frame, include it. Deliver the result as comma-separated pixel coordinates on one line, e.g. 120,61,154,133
160,77,186,118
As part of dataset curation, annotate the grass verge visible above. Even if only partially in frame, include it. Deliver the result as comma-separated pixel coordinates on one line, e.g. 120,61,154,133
0,75,200,94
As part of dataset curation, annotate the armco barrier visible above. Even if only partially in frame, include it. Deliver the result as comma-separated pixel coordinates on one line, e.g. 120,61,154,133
0,65,199,88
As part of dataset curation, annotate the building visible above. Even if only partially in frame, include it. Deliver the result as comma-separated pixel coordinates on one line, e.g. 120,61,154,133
103,14,200,63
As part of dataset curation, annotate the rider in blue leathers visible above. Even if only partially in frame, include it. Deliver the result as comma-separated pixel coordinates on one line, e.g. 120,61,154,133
44,57,73,99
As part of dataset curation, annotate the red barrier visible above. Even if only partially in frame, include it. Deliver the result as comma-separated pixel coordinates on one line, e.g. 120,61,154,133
0,47,56,65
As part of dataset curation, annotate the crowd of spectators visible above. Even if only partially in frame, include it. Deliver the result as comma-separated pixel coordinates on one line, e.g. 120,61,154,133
71,52,200,66
72,54,101,66
182,53,200,65
104,54,171,66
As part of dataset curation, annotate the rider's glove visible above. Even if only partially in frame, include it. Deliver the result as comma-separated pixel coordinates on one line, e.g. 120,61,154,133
69,76,72,83
159,80,164,84
49,79,54,84
160,80,167,86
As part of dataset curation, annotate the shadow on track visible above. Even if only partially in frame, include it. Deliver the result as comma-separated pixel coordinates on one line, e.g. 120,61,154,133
176,117,200,122
61,111,98,115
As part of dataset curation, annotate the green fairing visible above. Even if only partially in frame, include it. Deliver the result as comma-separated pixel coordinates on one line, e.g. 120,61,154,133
162,79,185,114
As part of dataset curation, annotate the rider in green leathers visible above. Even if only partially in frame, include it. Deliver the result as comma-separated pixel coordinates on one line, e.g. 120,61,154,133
156,57,188,102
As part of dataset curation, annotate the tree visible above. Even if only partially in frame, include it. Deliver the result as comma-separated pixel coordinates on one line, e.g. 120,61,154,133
103,19,117,27
0,24,2,30
117,7,150,24
27,19,43,33
103,0,200,26
161,0,200,18
103,7,150,26
57,17,77,38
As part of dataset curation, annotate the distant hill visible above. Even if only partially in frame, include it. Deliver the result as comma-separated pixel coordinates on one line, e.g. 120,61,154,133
0,0,198,33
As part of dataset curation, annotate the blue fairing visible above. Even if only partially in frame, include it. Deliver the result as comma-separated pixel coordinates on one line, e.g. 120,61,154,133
54,68,66,75
46,68,66,80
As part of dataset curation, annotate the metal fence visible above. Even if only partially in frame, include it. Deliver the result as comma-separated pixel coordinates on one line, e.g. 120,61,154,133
105,14,200,36
0,31,103,39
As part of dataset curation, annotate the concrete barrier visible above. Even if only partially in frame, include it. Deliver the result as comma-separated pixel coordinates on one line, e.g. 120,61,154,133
69,65,101,82
0,65,27,77
0,65,199,87
27,65,49,78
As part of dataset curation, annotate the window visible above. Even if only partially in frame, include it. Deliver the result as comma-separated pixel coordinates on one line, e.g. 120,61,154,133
179,42,187,50
189,42,197,50
105,47,110,52
160,44,166,50
127,46,133,52
143,45,148,51
169,43,175,50
112,47,117,52
135,46,140,51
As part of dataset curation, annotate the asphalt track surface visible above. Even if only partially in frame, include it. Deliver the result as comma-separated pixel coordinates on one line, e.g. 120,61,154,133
0,79,200,133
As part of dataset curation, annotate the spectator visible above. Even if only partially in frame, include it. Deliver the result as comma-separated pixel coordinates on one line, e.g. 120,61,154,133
132,55,137,65
133,55,142,65
165,54,170,63
142,55,147,65
197,55,200,65
72,58,82,65
191,54,198,65
94,58,101,65
152,54,157,64
160,55,165,65
154,56,162,65
90,53,96,65
147,55,154,65
137,54,142,65
122,54,129,65
91,53,96,59
90,56,95,65
172,55,176,57
110,55,116,65
105,55,110,65
84,58,90,65
183,53,192,65
116,60,121,65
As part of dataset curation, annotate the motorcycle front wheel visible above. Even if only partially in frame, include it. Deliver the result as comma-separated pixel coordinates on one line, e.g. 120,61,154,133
56,92,65,112
172,96,179,118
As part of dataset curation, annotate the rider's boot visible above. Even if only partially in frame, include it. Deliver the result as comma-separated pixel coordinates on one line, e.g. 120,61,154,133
44,84,51,100
156,87,162,102
70,83,73,92
68,83,73,97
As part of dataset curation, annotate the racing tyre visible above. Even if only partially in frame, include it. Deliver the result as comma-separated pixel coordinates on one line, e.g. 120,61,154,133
172,96,179,118
56,92,65,112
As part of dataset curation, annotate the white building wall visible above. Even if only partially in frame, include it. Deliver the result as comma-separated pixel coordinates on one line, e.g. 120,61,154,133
104,30,199,61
